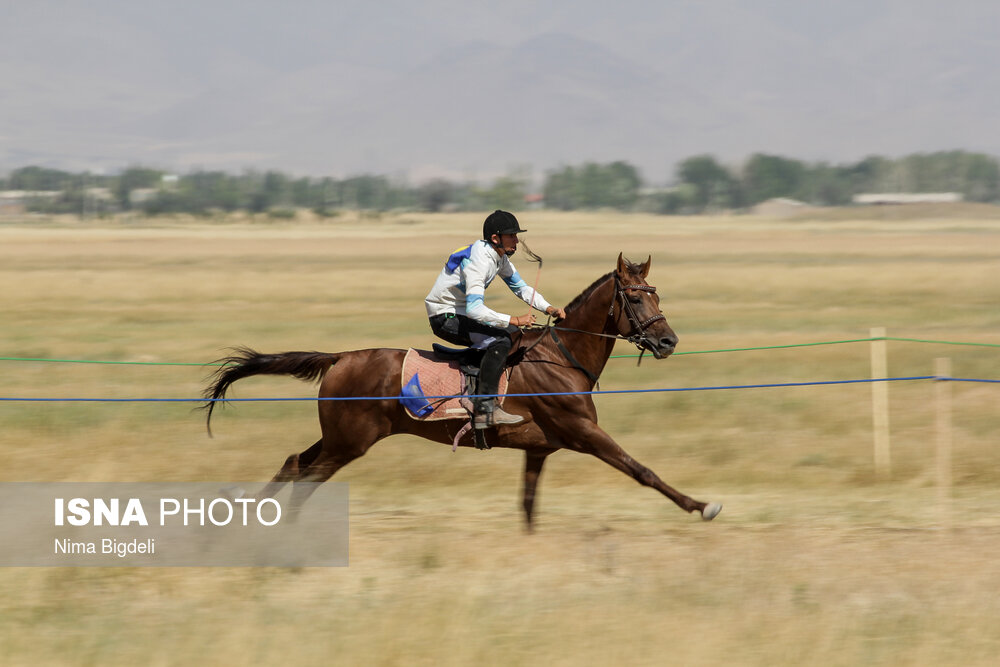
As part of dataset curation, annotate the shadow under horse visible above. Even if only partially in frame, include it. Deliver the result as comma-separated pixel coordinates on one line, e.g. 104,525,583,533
202,253,722,530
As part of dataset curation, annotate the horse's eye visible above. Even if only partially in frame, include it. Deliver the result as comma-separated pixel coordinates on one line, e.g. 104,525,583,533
628,295,642,304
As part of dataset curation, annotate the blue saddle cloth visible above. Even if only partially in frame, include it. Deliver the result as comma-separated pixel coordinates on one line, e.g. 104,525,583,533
399,372,434,418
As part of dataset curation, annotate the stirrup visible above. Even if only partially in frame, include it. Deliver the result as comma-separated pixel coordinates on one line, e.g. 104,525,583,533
474,404,524,429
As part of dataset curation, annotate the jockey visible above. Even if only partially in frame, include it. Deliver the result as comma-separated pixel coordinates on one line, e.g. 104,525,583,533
425,210,566,429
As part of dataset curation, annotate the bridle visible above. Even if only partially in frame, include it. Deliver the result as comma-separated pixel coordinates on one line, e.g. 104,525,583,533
520,272,667,384
611,273,665,354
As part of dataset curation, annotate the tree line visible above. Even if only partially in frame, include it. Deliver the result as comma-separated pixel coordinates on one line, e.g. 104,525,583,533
2,150,997,217
663,151,1000,212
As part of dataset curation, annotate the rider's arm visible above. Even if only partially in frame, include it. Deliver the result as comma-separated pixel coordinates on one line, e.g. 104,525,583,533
499,258,553,314
463,244,512,328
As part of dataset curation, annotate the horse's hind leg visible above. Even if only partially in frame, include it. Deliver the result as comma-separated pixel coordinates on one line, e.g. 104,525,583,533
254,439,323,500
283,448,363,516
274,393,391,513
284,427,384,514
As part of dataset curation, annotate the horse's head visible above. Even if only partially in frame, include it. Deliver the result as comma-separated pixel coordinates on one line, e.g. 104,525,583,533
612,253,678,359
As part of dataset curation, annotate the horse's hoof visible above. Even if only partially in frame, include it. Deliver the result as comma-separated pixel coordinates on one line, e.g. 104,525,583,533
700,502,722,521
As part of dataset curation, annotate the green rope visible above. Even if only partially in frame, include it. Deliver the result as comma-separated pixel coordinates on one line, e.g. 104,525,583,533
671,337,874,356
610,336,1000,359
885,336,1000,348
610,337,873,358
0,357,219,366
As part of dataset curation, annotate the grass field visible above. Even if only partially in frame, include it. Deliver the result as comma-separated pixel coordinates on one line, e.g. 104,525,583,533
1,210,999,665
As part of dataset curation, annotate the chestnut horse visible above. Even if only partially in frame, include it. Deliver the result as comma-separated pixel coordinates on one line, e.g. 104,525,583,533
203,254,722,530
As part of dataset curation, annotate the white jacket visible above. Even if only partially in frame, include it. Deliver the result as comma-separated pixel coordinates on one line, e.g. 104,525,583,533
425,240,552,328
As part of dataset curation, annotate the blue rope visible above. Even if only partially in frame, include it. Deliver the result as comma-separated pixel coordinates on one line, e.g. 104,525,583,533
0,375,958,402
946,377,1000,383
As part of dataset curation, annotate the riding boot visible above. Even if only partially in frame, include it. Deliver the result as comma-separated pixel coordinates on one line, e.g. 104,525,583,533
473,398,523,429
474,337,523,429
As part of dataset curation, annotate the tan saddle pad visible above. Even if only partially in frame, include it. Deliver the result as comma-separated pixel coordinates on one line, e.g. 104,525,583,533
400,348,509,421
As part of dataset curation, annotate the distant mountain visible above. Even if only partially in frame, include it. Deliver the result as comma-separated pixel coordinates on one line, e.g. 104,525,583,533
2,2,998,182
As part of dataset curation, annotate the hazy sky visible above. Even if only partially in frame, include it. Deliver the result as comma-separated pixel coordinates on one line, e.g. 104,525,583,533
2,1,997,182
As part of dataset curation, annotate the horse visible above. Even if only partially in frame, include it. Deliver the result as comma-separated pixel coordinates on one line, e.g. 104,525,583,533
202,253,722,530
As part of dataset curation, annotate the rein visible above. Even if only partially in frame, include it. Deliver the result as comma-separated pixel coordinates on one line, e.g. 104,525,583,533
513,324,601,386
549,327,600,384
517,273,666,382
523,275,663,342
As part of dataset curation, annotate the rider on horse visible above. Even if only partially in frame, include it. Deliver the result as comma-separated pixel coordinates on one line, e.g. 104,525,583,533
425,210,566,429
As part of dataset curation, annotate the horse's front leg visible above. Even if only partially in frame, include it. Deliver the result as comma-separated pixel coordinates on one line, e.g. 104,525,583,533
521,448,556,533
558,417,722,520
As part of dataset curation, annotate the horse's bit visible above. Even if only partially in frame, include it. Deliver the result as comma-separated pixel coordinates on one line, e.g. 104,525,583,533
611,274,665,359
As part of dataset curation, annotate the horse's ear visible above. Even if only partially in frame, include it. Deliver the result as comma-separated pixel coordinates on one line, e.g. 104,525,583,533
616,252,627,275
640,255,651,279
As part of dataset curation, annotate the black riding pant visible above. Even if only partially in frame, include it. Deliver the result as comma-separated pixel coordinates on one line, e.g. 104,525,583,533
428,314,513,402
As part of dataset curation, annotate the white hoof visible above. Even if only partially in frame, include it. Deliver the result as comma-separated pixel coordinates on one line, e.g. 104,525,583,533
701,502,722,521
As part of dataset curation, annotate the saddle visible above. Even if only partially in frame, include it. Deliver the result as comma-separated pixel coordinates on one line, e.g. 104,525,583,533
399,345,512,450
399,345,509,421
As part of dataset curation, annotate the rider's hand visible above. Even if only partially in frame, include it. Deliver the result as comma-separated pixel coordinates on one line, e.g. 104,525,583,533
545,306,566,321
511,314,536,327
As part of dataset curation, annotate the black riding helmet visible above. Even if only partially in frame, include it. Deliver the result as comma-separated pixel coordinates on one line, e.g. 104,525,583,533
482,210,527,240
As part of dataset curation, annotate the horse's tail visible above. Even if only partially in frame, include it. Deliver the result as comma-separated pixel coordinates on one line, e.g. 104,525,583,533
201,346,341,436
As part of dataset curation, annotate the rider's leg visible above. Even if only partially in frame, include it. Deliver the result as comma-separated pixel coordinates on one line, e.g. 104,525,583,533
473,334,522,428
428,314,523,428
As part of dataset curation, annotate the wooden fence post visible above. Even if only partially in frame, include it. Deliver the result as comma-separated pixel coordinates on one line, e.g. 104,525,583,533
870,327,891,479
935,357,953,525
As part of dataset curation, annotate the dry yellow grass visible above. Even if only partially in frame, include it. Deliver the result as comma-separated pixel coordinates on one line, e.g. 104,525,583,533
1,210,999,665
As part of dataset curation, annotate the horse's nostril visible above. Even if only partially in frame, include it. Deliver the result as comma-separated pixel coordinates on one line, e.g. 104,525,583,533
661,336,677,349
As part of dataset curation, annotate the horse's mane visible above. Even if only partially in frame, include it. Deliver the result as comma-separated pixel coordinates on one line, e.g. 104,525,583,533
564,271,613,314
563,259,642,314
